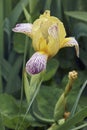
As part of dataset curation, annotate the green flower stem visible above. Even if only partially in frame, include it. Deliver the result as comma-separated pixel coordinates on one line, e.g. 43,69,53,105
25,73,43,104
15,36,29,130
19,37,29,109
18,72,43,130
64,79,73,97
54,79,72,121
54,93,66,121
54,71,77,122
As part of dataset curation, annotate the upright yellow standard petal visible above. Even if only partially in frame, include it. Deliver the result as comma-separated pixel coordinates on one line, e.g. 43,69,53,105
32,10,66,57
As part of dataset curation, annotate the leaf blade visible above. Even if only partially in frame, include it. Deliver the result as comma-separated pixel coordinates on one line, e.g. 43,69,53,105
65,11,87,22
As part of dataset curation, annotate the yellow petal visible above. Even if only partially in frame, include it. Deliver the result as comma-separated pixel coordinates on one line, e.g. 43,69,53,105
32,27,48,52
61,37,79,57
57,20,66,44
47,35,59,57
47,24,59,56
32,10,66,57
47,23,66,57
40,10,50,18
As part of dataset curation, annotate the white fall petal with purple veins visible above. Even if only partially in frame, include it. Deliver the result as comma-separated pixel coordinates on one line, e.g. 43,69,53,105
26,52,48,75
12,23,33,36
69,37,79,57
63,37,79,57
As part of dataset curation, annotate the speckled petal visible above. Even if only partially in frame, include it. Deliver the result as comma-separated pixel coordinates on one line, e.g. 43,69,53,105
12,23,32,37
48,24,58,39
61,37,79,57
26,52,48,75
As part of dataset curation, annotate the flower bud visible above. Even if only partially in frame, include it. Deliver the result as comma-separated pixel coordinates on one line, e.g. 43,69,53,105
64,70,78,96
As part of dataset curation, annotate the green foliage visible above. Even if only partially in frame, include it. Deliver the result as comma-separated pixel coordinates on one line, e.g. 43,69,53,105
32,86,63,122
0,0,87,130
0,0,4,92
70,80,87,117
43,59,59,81
54,106,87,130
65,11,87,23
13,33,26,53
0,94,44,130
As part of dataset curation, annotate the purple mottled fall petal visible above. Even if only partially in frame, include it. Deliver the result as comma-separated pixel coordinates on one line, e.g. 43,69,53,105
26,52,48,75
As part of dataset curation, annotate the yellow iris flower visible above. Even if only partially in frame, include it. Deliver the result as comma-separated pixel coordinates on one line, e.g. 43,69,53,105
12,10,79,75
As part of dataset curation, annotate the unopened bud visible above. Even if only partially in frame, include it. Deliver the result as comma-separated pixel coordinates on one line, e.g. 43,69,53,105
68,70,78,80
64,70,78,96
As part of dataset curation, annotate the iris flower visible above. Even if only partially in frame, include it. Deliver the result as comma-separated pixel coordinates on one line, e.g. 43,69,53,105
12,10,79,75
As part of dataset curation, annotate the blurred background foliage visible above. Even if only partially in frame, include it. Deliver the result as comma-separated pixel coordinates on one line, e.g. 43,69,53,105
0,0,87,130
